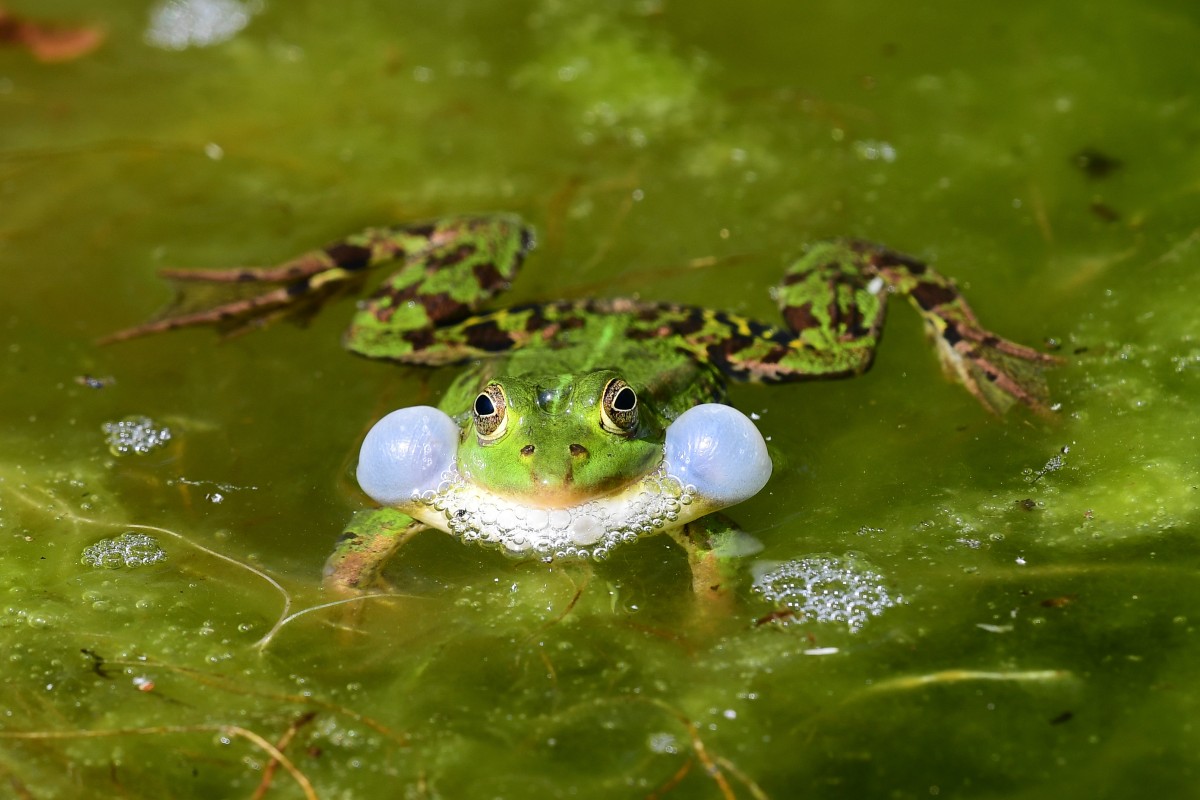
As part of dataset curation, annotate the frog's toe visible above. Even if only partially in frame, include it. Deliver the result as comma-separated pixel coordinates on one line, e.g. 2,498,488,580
664,404,772,509
356,406,460,506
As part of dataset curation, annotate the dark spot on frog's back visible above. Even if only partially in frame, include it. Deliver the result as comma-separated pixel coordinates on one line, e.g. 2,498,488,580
464,319,517,352
419,292,470,323
405,222,437,240
671,310,706,337
837,302,869,338
428,243,478,270
705,334,754,376
872,247,927,275
472,261,506,291
324,242,374,270
522,306,549,332
557,314,586,332
756,345,788,365
783,301,820,332
401,327,436,351
910,281,958,310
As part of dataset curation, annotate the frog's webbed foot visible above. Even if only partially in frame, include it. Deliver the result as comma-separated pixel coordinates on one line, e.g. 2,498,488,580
727,240,1063,414
101,214,534,346
912,285,1062,415
847,241,1063,415
99,258,368,344
323,508,429,595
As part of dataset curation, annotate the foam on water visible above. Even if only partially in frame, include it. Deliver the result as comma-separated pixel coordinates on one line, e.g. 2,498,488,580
102,416,172,456
81,532,167,569
752,553,903,632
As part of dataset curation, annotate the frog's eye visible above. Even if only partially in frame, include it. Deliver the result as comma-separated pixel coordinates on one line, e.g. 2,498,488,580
473,384,508,441
600,378,639,434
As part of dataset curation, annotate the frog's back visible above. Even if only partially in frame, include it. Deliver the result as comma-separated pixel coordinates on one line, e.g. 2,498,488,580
440,313,726,420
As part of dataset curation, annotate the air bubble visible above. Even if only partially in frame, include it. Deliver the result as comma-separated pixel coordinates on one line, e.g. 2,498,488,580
81,533,167,569
752,554,902,633
101,416,172,456
407,463,706,559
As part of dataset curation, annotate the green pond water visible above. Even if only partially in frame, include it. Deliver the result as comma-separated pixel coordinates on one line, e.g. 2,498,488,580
3,0,1199,797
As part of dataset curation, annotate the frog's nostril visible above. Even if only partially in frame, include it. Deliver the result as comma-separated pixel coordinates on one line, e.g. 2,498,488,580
520,444,535,456
569,443,588,458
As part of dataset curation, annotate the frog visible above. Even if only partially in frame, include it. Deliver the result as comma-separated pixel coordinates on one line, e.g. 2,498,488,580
105,214,1059,601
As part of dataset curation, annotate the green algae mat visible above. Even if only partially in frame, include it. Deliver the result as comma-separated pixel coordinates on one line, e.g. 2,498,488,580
3,1,1199,797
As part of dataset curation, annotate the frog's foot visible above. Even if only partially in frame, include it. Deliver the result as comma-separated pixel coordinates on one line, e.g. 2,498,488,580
845,241,1064,415
761,240,1062,414
323,508,430,595
101,214,533,345
918,290,1063,415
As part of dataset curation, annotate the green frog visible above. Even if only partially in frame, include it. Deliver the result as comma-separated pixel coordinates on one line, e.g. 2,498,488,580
106,214,1059,600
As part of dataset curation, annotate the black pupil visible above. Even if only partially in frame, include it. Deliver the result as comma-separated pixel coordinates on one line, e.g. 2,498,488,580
474,394,496,416
613,387,636,411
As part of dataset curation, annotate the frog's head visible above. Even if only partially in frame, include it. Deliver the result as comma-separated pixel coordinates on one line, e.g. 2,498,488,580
355,370,772,557
455,370,663,507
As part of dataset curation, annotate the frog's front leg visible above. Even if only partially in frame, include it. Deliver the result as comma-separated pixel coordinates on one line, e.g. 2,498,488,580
665,516,748,614
102,214,533,344
323,507,430,594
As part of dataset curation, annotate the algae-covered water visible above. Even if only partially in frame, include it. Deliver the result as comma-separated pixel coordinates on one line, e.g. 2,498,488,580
3,1,1199,797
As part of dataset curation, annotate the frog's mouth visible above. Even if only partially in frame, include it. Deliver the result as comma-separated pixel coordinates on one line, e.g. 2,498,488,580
355,404,771,558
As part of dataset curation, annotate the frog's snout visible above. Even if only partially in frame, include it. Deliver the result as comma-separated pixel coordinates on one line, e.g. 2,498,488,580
517,442,590,461
526,443,589,484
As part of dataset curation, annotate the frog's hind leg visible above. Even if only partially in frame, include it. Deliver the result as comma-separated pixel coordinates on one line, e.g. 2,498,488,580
701,240,1061,414
834,241,1062,414
323,508,430,595
102,214,533,345
340,215,539,364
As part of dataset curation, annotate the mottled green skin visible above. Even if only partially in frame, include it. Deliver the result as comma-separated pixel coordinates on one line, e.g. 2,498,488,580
108,214,1060,597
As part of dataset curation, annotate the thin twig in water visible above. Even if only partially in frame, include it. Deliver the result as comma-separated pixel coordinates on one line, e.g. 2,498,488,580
681,716,737,800
526,567,590,641
0,725,318,800
646,757,693,799
642,698,737,800
7,486,296,646
122,522,293,631
107,658,410,745
858,668,1073,696
253,591,423,651
251,712,318,800
716,756,771,800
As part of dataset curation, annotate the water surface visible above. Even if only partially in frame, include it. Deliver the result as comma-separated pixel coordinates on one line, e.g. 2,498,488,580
2,1,1198,797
